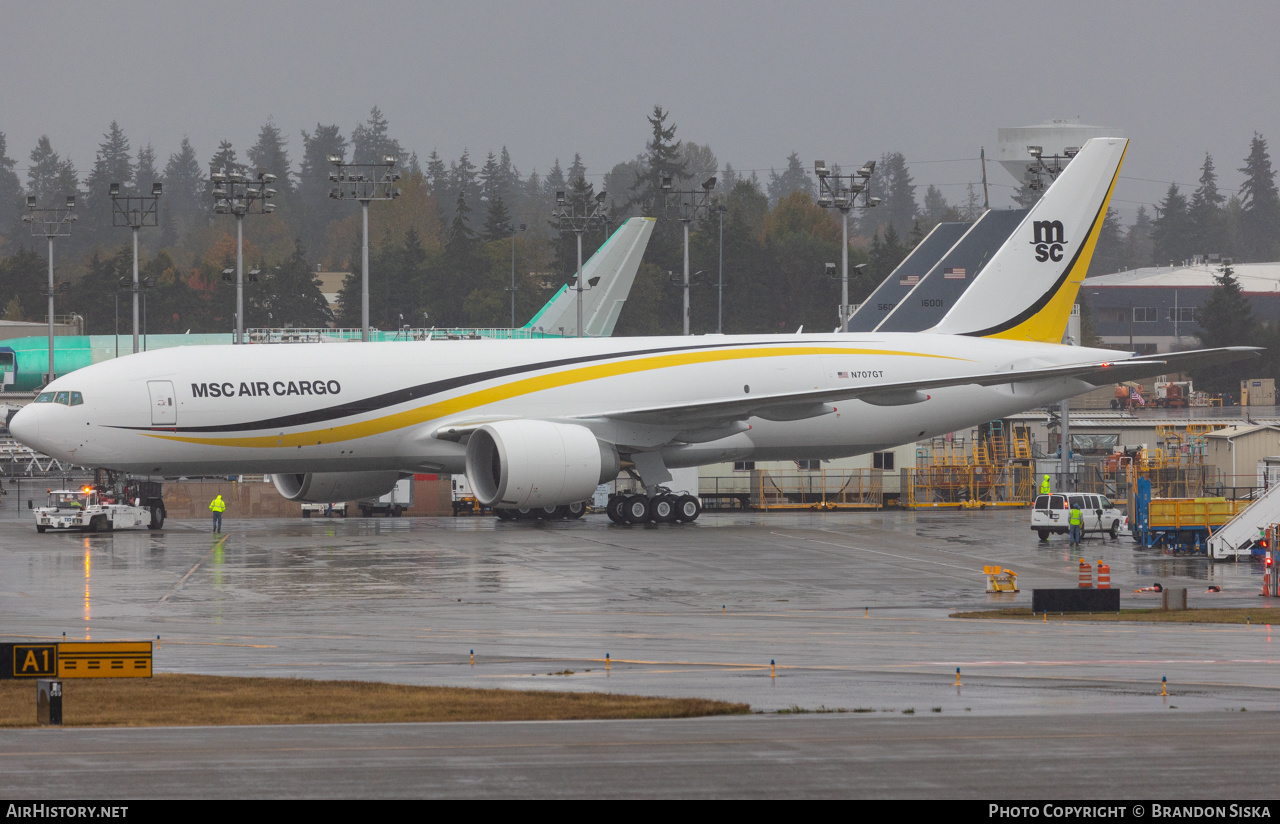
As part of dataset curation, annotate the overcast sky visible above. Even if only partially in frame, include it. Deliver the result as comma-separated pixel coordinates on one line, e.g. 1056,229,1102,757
5,0,1280,220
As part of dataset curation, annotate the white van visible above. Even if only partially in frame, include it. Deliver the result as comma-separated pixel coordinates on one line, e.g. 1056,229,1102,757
1032,493,1126,541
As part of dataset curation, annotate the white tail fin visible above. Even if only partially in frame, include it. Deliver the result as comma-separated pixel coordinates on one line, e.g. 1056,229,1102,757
522,217,655,337
930,137,1127,342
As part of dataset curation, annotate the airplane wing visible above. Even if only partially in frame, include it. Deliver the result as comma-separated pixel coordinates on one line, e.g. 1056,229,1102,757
585,347,1260,428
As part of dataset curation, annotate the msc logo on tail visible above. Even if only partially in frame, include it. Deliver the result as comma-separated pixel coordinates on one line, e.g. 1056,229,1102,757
1030,220,1068,262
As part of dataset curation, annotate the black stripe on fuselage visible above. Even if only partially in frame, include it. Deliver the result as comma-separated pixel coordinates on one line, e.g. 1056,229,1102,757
109,339,828,434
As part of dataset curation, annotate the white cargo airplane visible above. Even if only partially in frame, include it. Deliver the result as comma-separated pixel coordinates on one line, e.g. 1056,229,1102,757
9,138,1256,524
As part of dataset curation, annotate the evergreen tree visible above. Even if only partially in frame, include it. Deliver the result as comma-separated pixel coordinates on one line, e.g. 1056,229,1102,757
629,105,687,219
424,150,448,198
766,152,813,207
1151,183,1193,265
0,245,47,320
1087,208,1125,277
248,118,293,193
298,124,347,256
161,137,206,247
86,121,134,195
1123,205,1154,270
0,133,26,251
1194,261,1257,393
869,152,917,235
868,223,908,284
483,194,512,242
27,136,80,207
134,144,159,194
1188,152,1225,256
208,140,245,177
261,239,332,328
542,158,566,202
566,153,587,188
479,151,501,209
921,185,949,228
1238,133,1280,261
351,106,402,166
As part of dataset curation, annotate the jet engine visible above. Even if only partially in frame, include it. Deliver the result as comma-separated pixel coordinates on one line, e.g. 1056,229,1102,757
465,420,620,508
271,471,404,503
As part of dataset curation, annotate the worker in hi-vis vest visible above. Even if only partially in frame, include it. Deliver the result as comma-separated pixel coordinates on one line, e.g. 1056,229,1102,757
210,494,226,533
1068,505,1083,545
1040,474,1051,495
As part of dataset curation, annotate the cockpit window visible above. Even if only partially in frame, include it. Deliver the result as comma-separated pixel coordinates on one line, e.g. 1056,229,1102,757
70,392,83,406
35,392,55,403
54,391,70,405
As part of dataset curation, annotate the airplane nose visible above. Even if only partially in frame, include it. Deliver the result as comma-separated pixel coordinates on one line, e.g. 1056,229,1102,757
9,405,39,448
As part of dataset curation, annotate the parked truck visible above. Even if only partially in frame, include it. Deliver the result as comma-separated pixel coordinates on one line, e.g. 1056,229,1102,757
1153,380,1192,409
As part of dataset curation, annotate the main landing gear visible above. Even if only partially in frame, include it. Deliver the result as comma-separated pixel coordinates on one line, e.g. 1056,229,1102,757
605,491,702,524
493,502,588,521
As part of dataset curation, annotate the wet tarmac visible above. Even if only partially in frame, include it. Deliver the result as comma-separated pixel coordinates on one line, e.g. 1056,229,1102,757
3,508,1278,716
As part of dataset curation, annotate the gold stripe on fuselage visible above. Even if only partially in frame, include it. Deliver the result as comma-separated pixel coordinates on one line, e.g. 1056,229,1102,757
140,345,972,449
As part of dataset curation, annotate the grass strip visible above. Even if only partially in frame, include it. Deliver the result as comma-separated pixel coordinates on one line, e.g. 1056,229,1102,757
950,607,1278,624
0,673,749,728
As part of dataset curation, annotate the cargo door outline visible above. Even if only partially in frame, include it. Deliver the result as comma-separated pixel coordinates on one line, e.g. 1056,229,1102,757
148,380,177,428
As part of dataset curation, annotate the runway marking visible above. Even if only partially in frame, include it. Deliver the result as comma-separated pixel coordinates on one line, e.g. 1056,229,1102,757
159,534,229,604
6,725,1280,760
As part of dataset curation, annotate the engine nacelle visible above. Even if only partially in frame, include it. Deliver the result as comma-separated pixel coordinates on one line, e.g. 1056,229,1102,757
272,470,403,503
465,420,620,508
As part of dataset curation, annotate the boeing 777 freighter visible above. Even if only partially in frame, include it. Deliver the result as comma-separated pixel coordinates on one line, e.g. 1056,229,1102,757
9,139,1256,524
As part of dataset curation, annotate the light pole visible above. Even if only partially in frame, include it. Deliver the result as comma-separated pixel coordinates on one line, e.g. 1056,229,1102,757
509,222,526,329
328,154,401,342
211,169,277,344
716,203,727,333
553,188,608,337
1023,145,1078,194
815,160,879,331
661,176,717,336
110,181,162,354
669,269,705,336
22,195,76,386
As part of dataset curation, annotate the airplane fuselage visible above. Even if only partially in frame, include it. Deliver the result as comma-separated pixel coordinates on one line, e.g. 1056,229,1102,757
12,333,1103,476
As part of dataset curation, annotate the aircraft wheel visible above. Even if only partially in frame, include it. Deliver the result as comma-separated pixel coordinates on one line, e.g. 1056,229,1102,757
651,495,678,523
607,496,628,524
623,494,650,524
495,508,513,521
675,495,702,523
515,507,537,520
566,501,587,519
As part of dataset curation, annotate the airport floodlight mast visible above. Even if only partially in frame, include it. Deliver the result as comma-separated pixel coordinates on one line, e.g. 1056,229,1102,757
508,222,526,329
22,195,77,386
211,169,278,344
716,203,727,333
327,154,402,342
553,188,608,337
662,176,717,336
815,160,880,331
1023,145,1079,192
109,181,162,355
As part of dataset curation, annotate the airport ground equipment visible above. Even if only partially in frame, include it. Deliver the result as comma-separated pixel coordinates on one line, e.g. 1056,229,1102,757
33,478,161,533
985,565,1019,592
1205,482,1280,559
450,474,489,516
1130,477,1249,554
301,502,346,518
357,477,413,517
